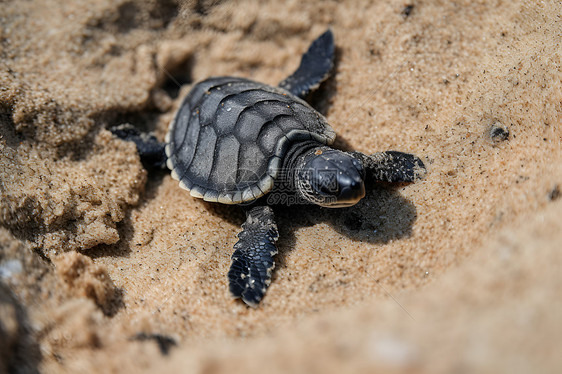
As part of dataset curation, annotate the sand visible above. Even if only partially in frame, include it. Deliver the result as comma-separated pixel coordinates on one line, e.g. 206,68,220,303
1,0,561,372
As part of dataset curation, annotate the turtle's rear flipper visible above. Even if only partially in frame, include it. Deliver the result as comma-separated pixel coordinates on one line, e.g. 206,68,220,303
228,206,279,307
110,124,167,169
354,151,426,184
278,29,335,99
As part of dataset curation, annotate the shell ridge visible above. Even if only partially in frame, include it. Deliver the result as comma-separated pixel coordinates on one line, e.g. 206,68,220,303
230,98,291,138
207,90,269,191
174,113,200,176
255,113,294,152
189,77,254,109
209,88,268,130
208,134,240,193
173,102,194,165
233,134,241,190
179,113,204,183
211,88,292,131
209,86,295,190
229,99,291,187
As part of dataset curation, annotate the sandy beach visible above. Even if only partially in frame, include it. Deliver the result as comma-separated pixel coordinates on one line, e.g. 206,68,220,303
1,0,561,372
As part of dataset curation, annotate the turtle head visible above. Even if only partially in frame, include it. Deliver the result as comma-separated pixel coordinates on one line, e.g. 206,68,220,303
296,148,365,208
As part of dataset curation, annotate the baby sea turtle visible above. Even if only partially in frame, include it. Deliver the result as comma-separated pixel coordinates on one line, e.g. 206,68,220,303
112,30,426,307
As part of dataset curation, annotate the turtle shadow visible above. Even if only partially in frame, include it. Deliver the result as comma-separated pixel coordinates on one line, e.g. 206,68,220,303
273,184,417,276
205,183,418,273
280,184,417,245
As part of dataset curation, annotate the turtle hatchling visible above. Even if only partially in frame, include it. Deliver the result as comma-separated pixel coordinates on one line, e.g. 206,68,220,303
112,30,426,307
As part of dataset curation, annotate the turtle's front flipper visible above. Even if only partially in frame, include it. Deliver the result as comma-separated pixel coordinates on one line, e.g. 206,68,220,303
228,206,279,307
278,29,335,99
110,124,167,168
353,151,426,183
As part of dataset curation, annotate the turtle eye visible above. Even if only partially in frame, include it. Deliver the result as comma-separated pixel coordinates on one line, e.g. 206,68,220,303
352,157,365,177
